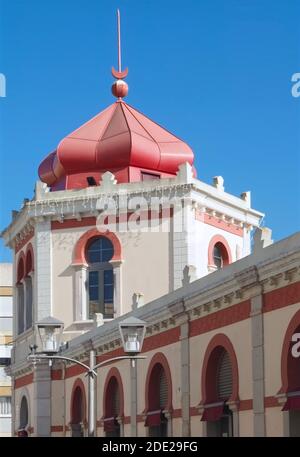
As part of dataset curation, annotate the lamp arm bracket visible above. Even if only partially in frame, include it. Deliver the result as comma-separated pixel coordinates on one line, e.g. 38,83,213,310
27,354,96,375
93,355,146,372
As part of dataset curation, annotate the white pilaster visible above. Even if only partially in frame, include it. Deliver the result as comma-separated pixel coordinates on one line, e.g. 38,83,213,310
251,293,266,437
33,362,51,436
73,266,88,321
34,219,52,320
173,198,197,290
243,225,251,257
113,264,122,317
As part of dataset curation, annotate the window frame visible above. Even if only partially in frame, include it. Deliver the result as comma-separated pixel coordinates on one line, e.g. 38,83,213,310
86,237,114,264
86,236,116,321
87,262,115,320
213,244,224,269
17,283,25,335
207,236,232,272
25,275,33,331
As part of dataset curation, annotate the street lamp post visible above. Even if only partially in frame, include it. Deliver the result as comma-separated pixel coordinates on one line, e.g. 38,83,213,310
119,317,147,437
28,315,147,437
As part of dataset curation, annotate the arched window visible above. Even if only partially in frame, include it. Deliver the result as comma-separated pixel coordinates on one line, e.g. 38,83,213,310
19,396,28,430
201,336,239,437
208,236,232,272
213,244,224,269
213,242,229,270
17,284,25,335
17,255,25,335
25,249,33,276
281,312,300,436
73,228,122,321
16,248,34,335
87,237,114,319
25,246,34,330
145,362,170,437
71,383,85,437
104,376,121,437
203,348,234,436
17,256,25,283
25,278,33,330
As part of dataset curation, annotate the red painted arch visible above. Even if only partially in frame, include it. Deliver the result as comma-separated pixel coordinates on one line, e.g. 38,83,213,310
201,333,239,404
280,309,300,394
25,243,34,276
103,367,124,419
73,228,122,266
17,252,25,283
145,352,173,412
208,235,232,267
70,378,87,425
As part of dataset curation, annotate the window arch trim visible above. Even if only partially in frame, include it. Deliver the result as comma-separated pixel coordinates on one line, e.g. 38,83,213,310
201,333,239,405
73,229,122,266
145,352,173,413
17,252,26,284
208,235,232,267
102,367,124,419
70,378,87,426
25,243,34,276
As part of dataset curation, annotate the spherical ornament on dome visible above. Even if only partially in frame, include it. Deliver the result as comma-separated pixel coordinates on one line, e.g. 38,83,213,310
111,79,128,98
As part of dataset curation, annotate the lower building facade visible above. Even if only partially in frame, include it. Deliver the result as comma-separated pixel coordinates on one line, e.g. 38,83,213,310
10,232,300,437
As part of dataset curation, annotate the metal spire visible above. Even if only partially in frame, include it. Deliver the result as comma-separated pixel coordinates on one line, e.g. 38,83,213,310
117,9,122,73
111,9,129,99
112,9,128,80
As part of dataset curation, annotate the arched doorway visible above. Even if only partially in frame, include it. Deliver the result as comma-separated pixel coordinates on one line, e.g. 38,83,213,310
201,334,239,437
70,380,86,437
145,354,172,437
103,370,124,437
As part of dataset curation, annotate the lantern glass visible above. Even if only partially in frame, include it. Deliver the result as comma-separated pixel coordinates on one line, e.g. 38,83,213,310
119,317,146,354
36,317,64,355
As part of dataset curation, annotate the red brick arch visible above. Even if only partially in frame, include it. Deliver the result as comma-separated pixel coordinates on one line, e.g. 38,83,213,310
208,235,232,266
17,252,26,283
280,308,300,394
73,228,122,266
103,367,124,418
201,333,239,404
25,243,34,276
70,378,87,425
145,352,173,412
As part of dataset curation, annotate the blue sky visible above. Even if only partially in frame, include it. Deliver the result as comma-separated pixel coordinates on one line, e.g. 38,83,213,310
0,0,299,262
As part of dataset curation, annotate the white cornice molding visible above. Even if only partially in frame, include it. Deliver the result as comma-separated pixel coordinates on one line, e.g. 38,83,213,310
2,174,265,245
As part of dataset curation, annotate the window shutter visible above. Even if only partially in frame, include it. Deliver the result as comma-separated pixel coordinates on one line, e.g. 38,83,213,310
217,351,233,400
112,384,120,417
159,369,168,409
